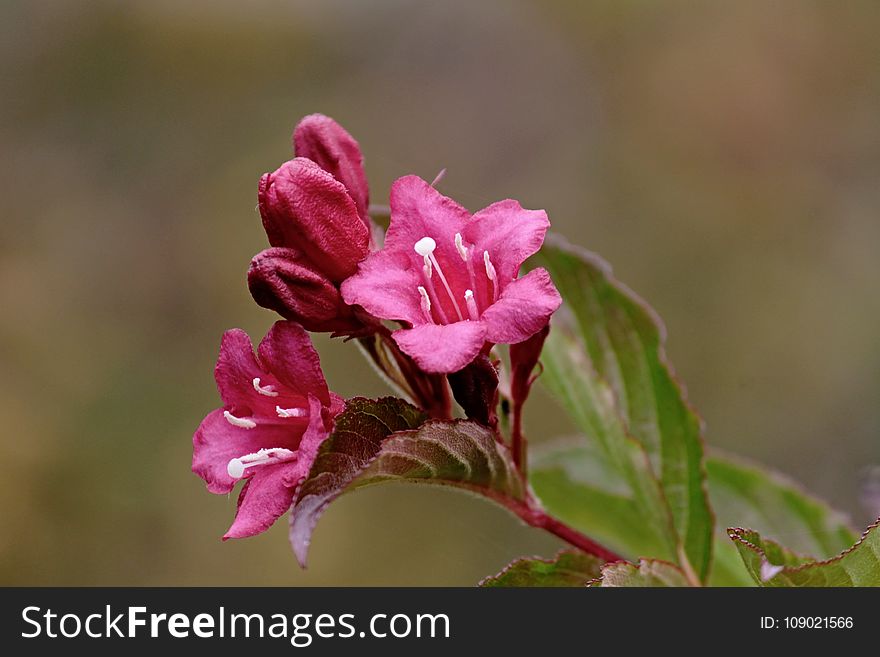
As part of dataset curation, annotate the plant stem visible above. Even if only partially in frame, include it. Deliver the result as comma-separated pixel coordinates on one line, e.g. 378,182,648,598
514,500,623,563
511,399,526,473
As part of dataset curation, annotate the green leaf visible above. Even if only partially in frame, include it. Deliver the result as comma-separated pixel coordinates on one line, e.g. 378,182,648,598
479,549,604,587
289,397,427,566
707,452,858,586
589,559,691,587
729,518,880,586
530,439,673,562
290,397,529,566
530,439,856,585
533,237,713,580
354,419,526,502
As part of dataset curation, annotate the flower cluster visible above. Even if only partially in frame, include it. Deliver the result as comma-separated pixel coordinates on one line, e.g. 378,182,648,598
193,115,561,541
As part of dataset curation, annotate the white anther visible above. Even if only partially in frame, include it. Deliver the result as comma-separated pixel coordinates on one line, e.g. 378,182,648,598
414,236,436,257
484,250,499,303
454,232,469,261
252,377,278,397
223,410,256,429
276,406,307,418
483,250,497,281
419,285,431,317
464,289,479,321
226,447,296,480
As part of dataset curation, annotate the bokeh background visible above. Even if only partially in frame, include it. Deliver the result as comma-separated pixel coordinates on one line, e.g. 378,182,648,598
1,0,878,585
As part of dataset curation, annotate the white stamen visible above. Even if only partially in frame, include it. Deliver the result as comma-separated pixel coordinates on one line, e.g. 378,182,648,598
414,236,436,257
226,447,296,480
224,410,256,429
252,377,278,397
430,168,447,187
420,278,449,324
423,257,432,278
418,285,433,322
454,232,468,261
276,406,307,418
457,233,478,292
483,250,496,281
484,250,499,302
464,289,479,321
427,251,463,321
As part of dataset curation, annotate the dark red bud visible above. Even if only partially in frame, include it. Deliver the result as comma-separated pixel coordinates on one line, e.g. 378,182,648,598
258,158,369,282
447,354,499,429
248,247,363,333
510,324,550,409
293,114,370,225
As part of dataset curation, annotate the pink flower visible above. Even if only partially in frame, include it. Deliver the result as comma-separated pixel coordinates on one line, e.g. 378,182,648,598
192,321,343,539
341,176,561,373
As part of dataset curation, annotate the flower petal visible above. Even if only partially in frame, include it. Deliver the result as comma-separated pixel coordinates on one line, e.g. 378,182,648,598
393,321,487,374
340,249,424,326
192,408,299,495
480,268,562,344
258,157,369,281
214,329,269,413
293,114,370,225
257,321,330,407
463,200,549,283
384,175,471,259
223,396,328,539
223,465,297,539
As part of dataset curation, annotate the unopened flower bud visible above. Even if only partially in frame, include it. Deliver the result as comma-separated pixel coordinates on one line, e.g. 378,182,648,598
258,158,369,282
248,247,362,333
293,113,370,225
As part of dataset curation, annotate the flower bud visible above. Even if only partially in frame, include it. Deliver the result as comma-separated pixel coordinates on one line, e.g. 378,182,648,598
248,247,362,333
293,114,370,225
258,158,369,282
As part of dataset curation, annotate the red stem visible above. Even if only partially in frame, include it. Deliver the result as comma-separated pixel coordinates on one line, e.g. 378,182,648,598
511,399,526,472
514,499,623,563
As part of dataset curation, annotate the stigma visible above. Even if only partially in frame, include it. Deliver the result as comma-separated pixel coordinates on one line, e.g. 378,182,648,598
226,447,296,479
413,233,499,325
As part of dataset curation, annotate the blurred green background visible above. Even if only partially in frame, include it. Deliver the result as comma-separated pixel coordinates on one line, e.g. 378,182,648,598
1,0,878,585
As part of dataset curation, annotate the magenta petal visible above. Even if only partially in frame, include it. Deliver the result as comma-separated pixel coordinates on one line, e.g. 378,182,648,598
328,392,346,419
340,249,423,326
258,158,369,281
286,394,330,486
222,396,328,539
463,200,549,283
293,114,370,225
384,175,471,258
192,409,293,495
214,329,267,412
223,464,298,539
393,321,487,374
481,268,562,344
257,321,330,407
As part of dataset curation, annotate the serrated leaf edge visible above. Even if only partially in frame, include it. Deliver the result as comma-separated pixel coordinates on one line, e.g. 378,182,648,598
477,548,601,587
727,516,880,579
